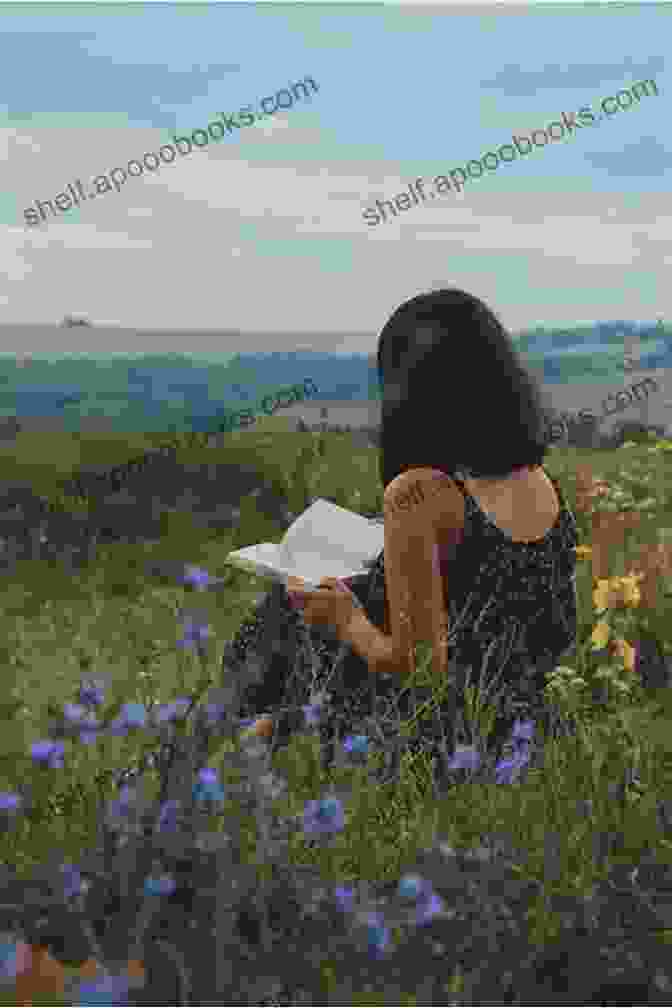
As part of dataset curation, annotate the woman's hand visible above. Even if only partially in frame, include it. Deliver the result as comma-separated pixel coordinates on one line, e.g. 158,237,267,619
287,576,359,640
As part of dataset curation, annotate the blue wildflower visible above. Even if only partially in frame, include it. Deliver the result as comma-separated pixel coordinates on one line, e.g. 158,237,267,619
302,702,323,728
446,745,481,773
120,702,147,729
63,703,87,724
302,796,345,836
30,739,65,769
192,767,225,803
144,873,176,897
343,734,370,757
78,680,105,707
60,862,82,900
157,799,180,833
180,565,223,591
398,873,425,900
177,618,210,651
364,912,390,959
78,713,102,745
0,792,22,814
334,885,355,913
74,973,130,1005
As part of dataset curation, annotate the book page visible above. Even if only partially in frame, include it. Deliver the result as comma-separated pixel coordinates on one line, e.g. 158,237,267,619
279,499,383,574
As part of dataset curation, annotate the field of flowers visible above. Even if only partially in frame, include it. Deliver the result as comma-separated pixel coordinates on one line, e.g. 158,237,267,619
2,428,672,1004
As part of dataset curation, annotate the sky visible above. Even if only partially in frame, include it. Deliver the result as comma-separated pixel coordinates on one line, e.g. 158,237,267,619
0,2,669,355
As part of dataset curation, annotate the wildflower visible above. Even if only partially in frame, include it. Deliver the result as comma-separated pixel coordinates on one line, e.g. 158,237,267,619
177,617,211,652
0,938,31,979
343,734,370,757
120,702,147,729
106,784,138,821
0,792,22,814
73,972,129,1005
192,767,225,803
302,796,345,836
334,885,355,913
510,718,535,749
143,872,177,897
153,698,191,724
30,739,65,769
180,565,215,590
446,745,481,774
398,873,425,900
78,680,105,707
593,575,643,612
574,545,592,561
77,713,102,745
302,701,323,728
59,862,82,900
157,799,180,833
363,912,390,959
610,637,636,673
63,703,87,724
494,744,532,785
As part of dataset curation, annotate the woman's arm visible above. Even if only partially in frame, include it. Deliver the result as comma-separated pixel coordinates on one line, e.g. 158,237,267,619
343,468,464,683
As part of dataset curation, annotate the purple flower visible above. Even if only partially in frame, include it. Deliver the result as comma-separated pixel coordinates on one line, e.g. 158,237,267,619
180,565,219,590
154,698,191,724
202,702,227,728
74,973,130,1005
177,618,211,651
78,713,102,745
302,699,325,728
63,702,87,724
144,872,176,897
302,796,345,836
192,767,225,803
446,745,482,773
494,746,532,785
78,680,105,707
30,739,65,769
511,718,535,747
334,885,355,913
364,912,390,959
157,799,180,833
343,734,370,757
107,784,137,821
60,862,82,900
414,887,444,926
0,792,22,813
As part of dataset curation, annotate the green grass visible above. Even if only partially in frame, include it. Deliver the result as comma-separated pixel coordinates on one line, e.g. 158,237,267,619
2,427,672,990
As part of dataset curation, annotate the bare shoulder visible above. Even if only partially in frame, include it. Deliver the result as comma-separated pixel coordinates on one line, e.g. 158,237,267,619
383,468,463,523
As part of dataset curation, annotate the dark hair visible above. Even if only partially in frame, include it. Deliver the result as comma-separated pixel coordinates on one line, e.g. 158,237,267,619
376,288,549,489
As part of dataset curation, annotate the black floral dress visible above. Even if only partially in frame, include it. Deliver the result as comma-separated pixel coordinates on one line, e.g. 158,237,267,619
227,467,578,769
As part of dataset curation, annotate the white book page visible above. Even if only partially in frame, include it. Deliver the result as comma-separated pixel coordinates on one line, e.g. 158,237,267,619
279,499,383,574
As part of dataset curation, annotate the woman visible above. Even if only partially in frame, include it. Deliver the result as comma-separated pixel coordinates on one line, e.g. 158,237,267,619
231,288,578,769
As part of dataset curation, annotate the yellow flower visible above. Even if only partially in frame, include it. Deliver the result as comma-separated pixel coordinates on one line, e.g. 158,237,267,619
609,637,636,673
593,575,643,611
574,545,592,560
591,620,611,649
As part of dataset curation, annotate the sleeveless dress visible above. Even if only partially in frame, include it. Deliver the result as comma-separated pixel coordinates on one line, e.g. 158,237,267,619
228,466,578,768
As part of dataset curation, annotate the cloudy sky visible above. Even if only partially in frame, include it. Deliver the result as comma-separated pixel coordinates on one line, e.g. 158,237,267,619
0,2,669,355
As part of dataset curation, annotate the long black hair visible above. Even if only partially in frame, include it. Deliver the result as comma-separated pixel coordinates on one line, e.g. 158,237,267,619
376,288,549,489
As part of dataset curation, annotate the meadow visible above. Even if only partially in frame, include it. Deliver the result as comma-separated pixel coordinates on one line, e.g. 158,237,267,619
2,420,672,1003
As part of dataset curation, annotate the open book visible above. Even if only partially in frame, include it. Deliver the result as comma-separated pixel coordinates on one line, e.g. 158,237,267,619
226,498,385,589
